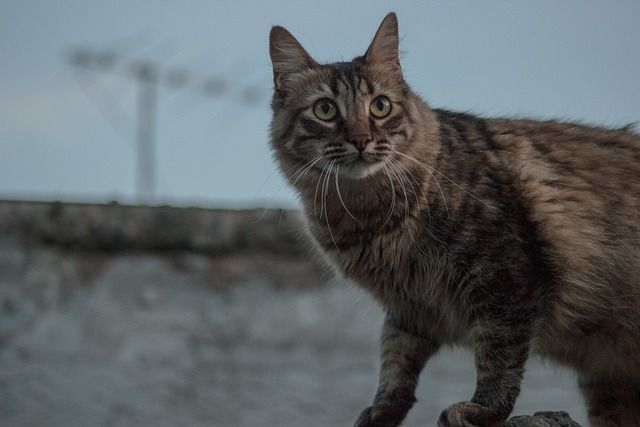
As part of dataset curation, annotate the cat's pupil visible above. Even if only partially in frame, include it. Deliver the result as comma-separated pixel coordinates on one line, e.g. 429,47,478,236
321,103,330,114
376,100,384,111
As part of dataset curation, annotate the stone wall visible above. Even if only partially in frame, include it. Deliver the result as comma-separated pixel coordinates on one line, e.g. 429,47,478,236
0,200,325,289
0,201,302,254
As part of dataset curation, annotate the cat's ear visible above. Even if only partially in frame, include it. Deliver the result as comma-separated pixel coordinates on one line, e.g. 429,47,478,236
365,13,401,73
270,26,318,91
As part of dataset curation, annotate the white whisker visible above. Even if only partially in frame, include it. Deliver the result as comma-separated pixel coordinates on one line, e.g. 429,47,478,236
334,163,361,224
255,158,316,223
384,157,419,243
389,156,428,222
392,149,490,209
384,157,410,220
262,157,320,224
314,162,331,225
379,162,397,231
392,150,450,216
292,156,323,186
323,160,341,254
388,158,415,214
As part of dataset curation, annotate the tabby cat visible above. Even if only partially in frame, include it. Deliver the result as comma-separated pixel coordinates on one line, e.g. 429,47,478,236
268,12,640,427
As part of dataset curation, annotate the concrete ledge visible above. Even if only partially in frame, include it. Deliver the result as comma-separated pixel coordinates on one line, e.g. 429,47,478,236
0,200,584,425
0,200,308,256
0,200,327,290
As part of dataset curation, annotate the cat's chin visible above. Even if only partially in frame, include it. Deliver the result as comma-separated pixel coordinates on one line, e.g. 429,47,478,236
337,160,386,180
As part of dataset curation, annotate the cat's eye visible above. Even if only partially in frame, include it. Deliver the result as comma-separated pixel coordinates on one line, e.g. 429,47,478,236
313,99,338,121
370,96,392,118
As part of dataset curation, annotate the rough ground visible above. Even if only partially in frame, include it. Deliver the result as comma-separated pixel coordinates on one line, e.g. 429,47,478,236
0,201,587,426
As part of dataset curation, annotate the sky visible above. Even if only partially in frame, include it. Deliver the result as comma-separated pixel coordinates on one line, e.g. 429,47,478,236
1,1,639,208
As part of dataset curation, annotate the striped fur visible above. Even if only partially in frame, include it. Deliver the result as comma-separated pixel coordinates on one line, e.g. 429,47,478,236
269,13,640,427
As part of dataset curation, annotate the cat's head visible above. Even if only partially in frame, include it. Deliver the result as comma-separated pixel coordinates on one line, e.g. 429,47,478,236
269,13,428,186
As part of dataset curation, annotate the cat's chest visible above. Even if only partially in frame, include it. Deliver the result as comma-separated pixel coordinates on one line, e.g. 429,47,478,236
309,219,446,302
308,214,471,342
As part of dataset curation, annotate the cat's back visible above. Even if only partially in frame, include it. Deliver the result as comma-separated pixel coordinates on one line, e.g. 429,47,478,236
484,117,640,223
486,117,640,181
485,117,640,269
438,113,640,249
481,117,640,363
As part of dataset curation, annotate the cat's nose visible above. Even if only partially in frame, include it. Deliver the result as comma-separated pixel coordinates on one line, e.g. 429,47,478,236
349,133,373,151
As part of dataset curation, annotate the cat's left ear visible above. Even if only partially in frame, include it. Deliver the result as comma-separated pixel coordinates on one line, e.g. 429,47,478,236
365,12,402,74
270,26,318,91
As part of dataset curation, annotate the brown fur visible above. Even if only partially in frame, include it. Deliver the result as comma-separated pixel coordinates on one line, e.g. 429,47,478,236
269,12,640,427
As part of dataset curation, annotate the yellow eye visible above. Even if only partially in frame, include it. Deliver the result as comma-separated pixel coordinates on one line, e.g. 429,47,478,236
370,96,391,118
313,99,338,121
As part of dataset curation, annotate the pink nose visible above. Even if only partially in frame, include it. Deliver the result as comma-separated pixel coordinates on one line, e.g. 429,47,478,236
349,133,373,151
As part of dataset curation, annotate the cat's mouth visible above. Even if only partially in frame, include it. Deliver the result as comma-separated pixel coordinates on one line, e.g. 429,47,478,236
320,142,390,180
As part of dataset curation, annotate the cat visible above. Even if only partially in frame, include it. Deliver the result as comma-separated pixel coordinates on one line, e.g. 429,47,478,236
268,12,640,427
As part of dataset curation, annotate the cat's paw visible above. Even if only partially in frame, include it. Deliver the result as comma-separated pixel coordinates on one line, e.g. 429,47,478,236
353,388,416,427
354,405,401,427
437,401,505,427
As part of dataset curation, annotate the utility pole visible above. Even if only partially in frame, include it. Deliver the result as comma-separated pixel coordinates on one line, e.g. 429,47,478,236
134,63,157,203
67,48,262,204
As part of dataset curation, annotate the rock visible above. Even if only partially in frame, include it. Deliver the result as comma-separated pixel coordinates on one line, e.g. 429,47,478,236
505,411,582,427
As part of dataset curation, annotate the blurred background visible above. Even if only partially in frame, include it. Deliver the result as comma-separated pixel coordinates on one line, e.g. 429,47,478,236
1,1,639,426
2,0,639,208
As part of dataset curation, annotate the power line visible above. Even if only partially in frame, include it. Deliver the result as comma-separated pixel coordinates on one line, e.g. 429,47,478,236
67,47,264,204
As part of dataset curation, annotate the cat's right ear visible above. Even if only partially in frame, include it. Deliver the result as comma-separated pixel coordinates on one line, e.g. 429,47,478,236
269,26,318,91
365,13,401,74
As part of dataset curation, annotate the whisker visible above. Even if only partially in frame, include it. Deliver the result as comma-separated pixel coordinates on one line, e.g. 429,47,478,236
314,162,330,225
255,159,317,224
334,163,361,224
323,160,341,254
379,162,397,231
322,160,333,218
292,156,323,186
390,157,428,222
383,159,405,210
392,149,490,209
386,158,411,220
386,157,419,244
389,153,455,244
259,157,322,221
392,150,450,216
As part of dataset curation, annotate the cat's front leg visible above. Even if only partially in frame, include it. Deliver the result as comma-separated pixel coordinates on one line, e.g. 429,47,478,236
354,315,440,427
438,320,530,427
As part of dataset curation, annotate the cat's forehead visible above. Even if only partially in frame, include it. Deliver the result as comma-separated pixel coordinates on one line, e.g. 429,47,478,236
296,61,401,103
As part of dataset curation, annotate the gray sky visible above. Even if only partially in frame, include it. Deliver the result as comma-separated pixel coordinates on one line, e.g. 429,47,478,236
1,1,639,208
